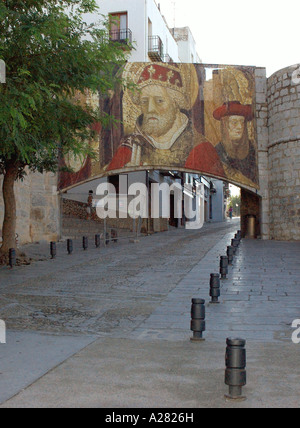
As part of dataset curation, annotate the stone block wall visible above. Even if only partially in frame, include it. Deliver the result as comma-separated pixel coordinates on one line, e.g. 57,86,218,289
242,64,300,241
0,170,60,245
267,64,300,240
62,198,169,235
255,68,270,240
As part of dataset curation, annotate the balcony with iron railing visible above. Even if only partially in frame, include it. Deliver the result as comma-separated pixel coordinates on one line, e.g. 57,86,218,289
148,35,164,62
109,28,133,45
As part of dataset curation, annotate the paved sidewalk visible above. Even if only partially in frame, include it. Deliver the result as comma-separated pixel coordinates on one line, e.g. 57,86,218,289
132,236,300,343
0,220,300,408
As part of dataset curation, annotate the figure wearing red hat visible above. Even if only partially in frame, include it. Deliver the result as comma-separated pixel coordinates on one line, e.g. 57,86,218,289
213,101,258,186
108,63,225,179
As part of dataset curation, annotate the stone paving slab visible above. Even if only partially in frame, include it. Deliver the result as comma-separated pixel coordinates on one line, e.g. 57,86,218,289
0,331,96,404
1,338,300,408
130,235,300,344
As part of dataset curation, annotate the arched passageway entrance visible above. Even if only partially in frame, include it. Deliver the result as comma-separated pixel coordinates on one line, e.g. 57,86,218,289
59,168,262,242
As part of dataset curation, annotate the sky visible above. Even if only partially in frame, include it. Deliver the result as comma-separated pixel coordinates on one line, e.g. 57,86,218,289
157,0,299,77
229,184,240,197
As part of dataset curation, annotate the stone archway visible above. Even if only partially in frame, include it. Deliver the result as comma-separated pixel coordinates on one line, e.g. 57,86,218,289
240,189,261,239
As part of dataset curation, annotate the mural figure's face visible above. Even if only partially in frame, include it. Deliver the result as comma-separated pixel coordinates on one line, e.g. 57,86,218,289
139,85,178,139
226,115,245,143
221,114,249,160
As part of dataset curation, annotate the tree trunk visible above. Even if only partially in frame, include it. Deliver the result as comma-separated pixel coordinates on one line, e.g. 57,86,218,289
0,161,19,257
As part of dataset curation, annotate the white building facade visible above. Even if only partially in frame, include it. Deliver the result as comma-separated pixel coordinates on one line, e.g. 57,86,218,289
85,0,180,63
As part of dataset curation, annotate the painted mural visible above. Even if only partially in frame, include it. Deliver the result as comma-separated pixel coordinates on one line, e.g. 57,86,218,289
58,63,258,191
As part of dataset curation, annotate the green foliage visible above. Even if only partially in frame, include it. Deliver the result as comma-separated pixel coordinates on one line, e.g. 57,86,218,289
0,0,131,177
229,194,241,216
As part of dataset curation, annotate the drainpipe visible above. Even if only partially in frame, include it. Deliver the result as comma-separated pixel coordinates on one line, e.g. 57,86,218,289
146,170,150,233
145,0,148,62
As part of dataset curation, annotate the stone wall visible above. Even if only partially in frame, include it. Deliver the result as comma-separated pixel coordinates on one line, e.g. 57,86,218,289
62,198,169,234
267,64,300,240
241,64,300,241
0,170,60,245
255,68,270,240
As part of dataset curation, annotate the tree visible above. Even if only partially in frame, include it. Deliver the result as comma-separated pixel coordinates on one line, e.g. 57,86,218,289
0,0,131,262
229,194,241,217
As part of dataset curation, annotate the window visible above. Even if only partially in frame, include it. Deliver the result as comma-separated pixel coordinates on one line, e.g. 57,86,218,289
108,175,120,194
107,174,128,195
110,12,128,41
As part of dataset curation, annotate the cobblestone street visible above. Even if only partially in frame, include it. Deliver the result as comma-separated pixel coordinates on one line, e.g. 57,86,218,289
0,221,241,335
0,219,300,408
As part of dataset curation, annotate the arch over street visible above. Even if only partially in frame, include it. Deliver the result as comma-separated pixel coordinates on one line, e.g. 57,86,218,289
58,63,259,194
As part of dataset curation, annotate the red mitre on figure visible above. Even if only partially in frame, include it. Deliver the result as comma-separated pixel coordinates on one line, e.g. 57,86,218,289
213,101,253,121
138,64,183,89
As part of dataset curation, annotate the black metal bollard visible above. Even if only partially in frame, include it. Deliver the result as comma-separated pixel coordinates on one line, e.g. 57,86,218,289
234,236,240,246
105,232,110,245
50,242,56,259
220,256,229,279
9,248,16,268
190,298,206,342
67,239,73,255
95,234,101,248
225,338,247,400
210,273,220,304
227,246,234,266
83,236,88,251
231,238,239,255
235,233,241,243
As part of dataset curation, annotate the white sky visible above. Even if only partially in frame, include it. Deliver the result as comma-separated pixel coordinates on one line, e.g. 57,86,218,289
229,184,241,197
157,0,299,77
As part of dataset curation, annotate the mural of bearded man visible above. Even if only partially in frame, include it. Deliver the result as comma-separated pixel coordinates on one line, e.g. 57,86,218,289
213,101,258,186
107,63,225,179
